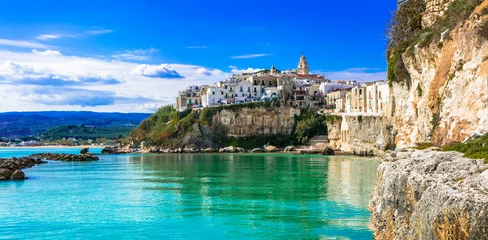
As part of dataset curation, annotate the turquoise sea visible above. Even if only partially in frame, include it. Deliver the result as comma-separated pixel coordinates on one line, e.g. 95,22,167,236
0,148,379,239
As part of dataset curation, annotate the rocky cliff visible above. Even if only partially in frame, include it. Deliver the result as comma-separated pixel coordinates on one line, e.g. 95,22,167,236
212,106,298,137
392,0,488,148
327,115,396,156
369,150,488,239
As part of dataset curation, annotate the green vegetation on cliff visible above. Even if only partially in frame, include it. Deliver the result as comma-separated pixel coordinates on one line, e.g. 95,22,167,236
443,134,488,163
386,0,483,87
131,103,330,149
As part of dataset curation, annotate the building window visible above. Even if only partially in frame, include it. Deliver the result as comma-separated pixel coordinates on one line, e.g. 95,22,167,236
248,87,251,92
212,91,215,95
225,85,228,89
240,87,243,92
195,100,198,105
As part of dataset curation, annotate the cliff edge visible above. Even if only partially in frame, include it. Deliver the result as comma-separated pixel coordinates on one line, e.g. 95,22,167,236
369,150,488,239
388,0,488,148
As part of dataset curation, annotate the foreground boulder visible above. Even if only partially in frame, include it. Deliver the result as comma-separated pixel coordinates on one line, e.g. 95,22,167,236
10,170,25,180
369,150,488,240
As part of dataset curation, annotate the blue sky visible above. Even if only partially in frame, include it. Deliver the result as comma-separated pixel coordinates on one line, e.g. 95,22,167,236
0,0,398,112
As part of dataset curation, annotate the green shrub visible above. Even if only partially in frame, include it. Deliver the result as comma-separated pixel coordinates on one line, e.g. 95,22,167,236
443,134,488,163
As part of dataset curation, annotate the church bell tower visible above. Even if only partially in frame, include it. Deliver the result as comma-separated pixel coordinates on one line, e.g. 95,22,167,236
297,53,310,75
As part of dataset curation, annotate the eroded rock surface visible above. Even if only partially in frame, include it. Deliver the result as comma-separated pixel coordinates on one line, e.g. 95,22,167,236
369,150,488,239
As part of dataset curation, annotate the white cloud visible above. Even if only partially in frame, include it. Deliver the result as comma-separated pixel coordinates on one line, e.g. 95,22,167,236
111,48,158,61
35,29,113,41
231,54,270,59
35,34,63,40
130,64,184,78
186,46,207,49
112,53,149,61
228,66,264,74
0,49,231,112
85,29,113,35
32,49,61,56
318,68,387,82
0,39,51,49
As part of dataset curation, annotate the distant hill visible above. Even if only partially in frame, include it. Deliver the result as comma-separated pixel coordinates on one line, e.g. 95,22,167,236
0,111,151,139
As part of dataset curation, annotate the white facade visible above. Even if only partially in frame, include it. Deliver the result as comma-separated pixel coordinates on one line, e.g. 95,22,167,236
202,87,225,107
261,87,279,101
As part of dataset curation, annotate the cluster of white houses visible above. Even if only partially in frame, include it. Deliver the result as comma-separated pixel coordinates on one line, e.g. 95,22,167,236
176,54,393,116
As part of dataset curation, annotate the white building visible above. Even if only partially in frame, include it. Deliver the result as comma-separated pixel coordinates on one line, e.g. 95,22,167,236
202,86,225,107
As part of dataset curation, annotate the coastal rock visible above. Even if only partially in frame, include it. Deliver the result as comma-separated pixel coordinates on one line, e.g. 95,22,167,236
223,146,237,153
203,148,216,153
321,147,335,156
265,145,278,152
284,146,295,152
236,147,246,153
0,168,14,179
30,153,99,161
10,170,25,180
80,148,89,154
101,146,130,154
251,148,264,153
369,150,488,239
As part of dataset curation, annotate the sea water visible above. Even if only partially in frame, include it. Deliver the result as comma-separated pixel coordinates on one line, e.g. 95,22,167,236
0,148,379,239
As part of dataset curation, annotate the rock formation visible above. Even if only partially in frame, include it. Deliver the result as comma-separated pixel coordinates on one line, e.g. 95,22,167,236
326,115,396,156
0,156,48,180
212,106,297,137
369,150,488,239
30,153,99,161
392,0,488,148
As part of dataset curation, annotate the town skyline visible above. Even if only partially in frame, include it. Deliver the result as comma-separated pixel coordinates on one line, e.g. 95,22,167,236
0,0,398,113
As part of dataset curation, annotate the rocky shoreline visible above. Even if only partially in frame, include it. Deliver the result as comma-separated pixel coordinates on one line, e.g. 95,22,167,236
0,148,99,181
137,145,338,155
369,149,488,239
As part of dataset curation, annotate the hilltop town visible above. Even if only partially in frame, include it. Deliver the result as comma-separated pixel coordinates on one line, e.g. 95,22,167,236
176,54,393,117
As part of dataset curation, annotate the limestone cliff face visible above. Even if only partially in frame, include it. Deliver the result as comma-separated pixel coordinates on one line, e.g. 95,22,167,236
212,106,298,137
369,150,488,240
422,0,455,28
393,0,488,148
327,115,396,156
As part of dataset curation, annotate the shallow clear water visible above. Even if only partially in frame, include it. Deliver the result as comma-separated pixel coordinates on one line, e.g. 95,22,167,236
0,148,379,239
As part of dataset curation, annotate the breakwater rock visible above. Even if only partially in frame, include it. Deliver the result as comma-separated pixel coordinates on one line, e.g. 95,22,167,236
0,157,48,180
30,153,99,161
369,150,488,239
